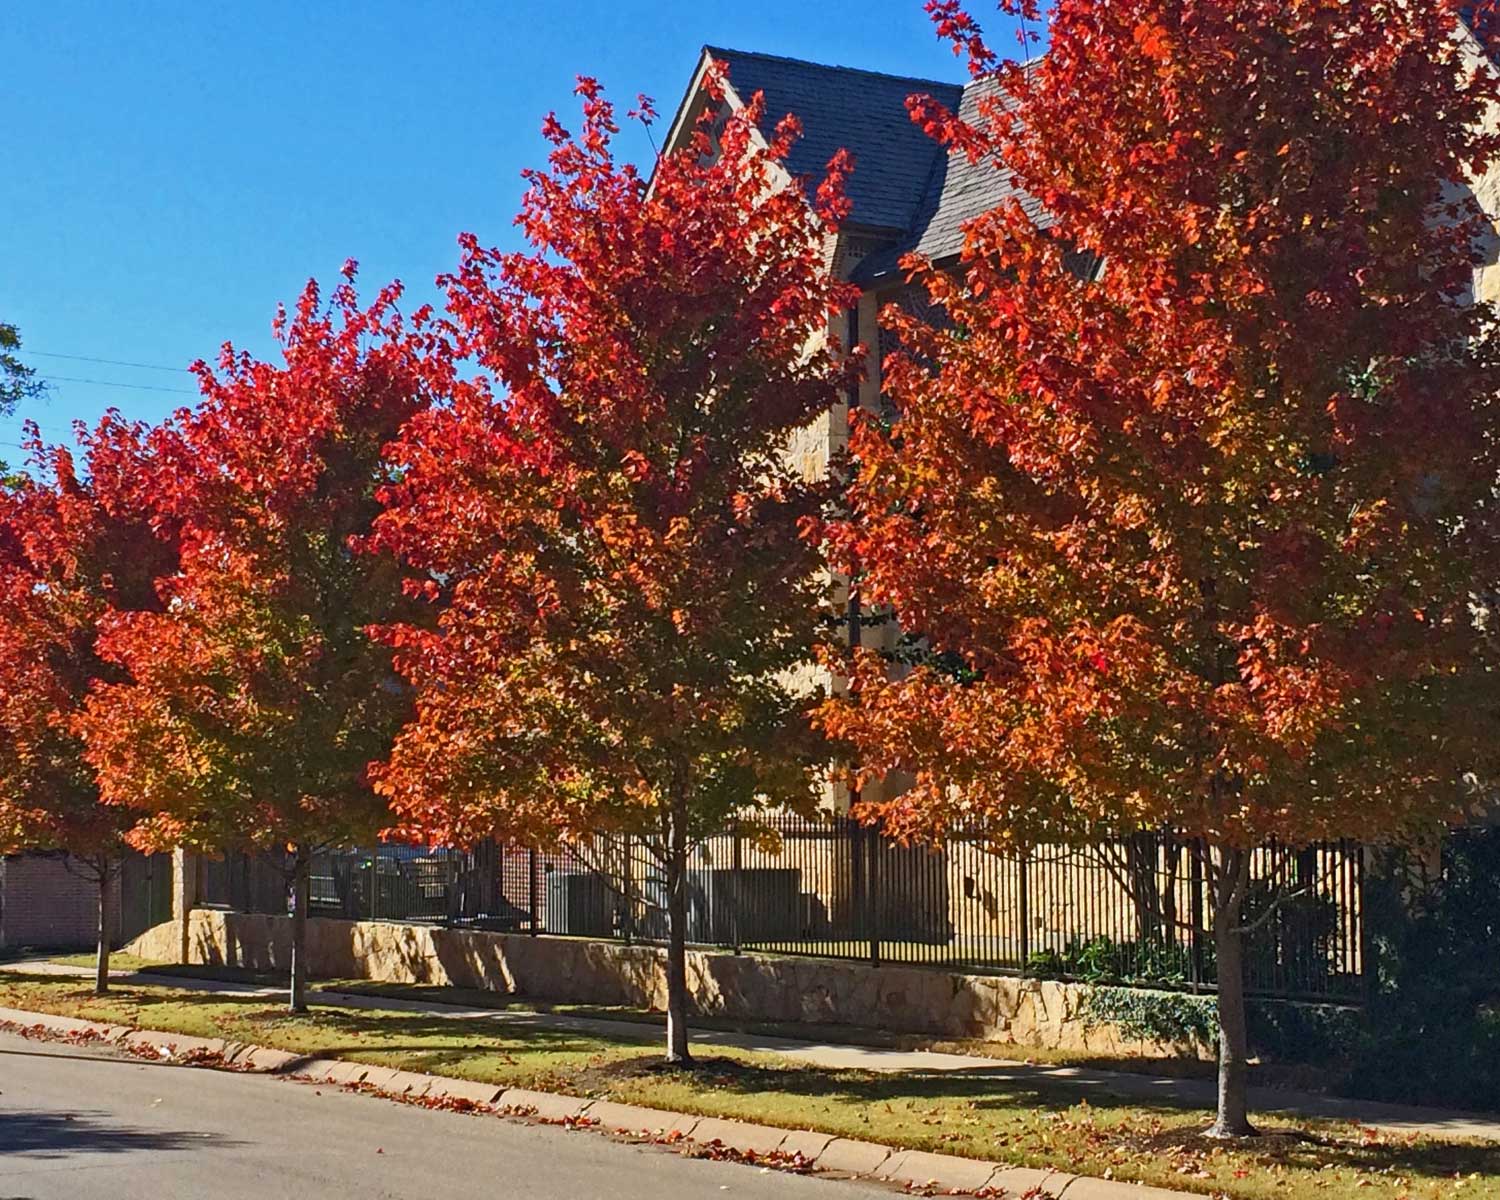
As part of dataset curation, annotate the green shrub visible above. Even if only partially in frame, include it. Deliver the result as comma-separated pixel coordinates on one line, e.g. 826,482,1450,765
1342,831,1500,1111
1026,934,1201,987
1081,986,1218,1047
1079,986,1364,1063
1039,932,1360,1065
1247,999,1359,1064
1239,877,1343,994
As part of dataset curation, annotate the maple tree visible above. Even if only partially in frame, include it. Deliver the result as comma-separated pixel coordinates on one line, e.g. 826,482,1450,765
80,266,429,1012
0,426,171,993
371,75,858,1063
820,0,1500,1135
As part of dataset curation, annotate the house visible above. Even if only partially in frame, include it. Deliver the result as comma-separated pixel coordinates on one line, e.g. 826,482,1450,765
661,47,1020,486
650,40,1500,945
663,38,1500,394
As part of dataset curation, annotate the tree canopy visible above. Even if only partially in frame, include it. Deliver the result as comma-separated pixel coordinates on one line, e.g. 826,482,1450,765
79,266,429,1009
371,74,859,1060
819,0,1500,1135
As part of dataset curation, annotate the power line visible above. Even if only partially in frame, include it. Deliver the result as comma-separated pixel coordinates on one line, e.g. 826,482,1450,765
38,375,196,396
28,350,192,374
0,418,76,434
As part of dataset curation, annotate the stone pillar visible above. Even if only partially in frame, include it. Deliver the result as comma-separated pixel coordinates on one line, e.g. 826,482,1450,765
171,848,199,964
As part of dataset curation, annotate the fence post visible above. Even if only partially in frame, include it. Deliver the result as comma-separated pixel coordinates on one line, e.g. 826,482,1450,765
1356,841,1373,1007
529,847,540,935
731,822,743,956
1189,839,1205,993
622,836,634,946
868,826,881,968
369,847,379,922
849,818,864,952
1017,852,1031,975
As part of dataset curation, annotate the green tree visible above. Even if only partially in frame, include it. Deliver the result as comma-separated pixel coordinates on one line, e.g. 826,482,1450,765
0,323,44,480
0,323,43,416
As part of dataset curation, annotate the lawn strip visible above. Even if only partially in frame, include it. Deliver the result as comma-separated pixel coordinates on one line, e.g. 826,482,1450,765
1,972,1492,1200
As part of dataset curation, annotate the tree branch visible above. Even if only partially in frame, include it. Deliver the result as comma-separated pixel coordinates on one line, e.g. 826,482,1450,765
1095,838,1208,938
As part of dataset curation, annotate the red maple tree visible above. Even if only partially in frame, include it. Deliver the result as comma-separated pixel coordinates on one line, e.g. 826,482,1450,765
80,266,429,1011
371,75,858,1063
0,427,172,992
821,0,1500,1134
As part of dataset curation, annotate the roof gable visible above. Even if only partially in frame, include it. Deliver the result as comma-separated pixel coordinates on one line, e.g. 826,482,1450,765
706,46,964,233
853,74,1040,285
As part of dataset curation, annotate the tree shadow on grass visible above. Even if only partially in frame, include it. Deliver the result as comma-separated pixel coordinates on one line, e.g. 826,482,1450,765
2,977,645,1076
0,1109,228,1158
316,979,542,1012
223,1005,650,1082
15,976,1495,1188
133,964,285,987
1115,1122,1500,1181
580,1055,1500,1187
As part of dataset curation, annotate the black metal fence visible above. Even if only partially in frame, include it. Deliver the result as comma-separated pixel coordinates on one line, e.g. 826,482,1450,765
118,851,174,944
197,816,1369,1002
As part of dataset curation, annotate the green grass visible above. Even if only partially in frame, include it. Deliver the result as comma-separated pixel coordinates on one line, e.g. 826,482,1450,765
49,951,162,972
0,972,1494,1200
317,978,1332,1086
51,956,1310,1083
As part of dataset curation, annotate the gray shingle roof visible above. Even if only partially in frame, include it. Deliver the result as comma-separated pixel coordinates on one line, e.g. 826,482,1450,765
703,47,1035,287
851,75,1042,286
709,46,963,234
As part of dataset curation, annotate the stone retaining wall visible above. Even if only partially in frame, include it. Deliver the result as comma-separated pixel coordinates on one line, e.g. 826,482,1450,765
127,909,1203,1058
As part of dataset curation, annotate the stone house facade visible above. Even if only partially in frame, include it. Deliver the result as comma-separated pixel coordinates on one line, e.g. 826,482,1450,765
662,47,1031,814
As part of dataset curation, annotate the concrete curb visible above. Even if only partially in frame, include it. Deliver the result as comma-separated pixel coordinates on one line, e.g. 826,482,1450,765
0,1005,1201,1200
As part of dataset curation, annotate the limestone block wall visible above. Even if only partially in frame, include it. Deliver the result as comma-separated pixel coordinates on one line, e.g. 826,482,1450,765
127,909,1205,1060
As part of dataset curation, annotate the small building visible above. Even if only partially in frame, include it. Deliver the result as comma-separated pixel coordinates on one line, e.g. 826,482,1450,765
0,850,171,952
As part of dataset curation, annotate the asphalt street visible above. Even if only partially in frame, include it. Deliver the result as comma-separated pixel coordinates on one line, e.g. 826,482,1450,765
0,1030,891,1200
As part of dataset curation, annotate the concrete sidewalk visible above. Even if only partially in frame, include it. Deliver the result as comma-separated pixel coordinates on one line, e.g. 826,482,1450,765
7,958,1497,1142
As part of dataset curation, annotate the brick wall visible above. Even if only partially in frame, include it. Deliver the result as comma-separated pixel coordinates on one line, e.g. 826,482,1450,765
0,853,120,950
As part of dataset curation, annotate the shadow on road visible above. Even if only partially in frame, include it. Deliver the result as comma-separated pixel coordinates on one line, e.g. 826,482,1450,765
0,1108,224,1158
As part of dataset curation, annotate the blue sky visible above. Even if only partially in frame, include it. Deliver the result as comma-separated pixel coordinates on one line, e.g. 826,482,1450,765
1,0,992,453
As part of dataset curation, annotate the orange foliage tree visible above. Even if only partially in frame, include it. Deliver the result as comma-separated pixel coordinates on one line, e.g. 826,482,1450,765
820,0,1500,1135
80,268,429,1011
370,76,858,1063
0,428,171,992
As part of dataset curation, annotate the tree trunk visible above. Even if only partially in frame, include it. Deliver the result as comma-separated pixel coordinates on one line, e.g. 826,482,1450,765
1208,847,1257,1138
663,791,692,1065
1129,833,1158,943
94,861,113,996
289,846,310,1015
